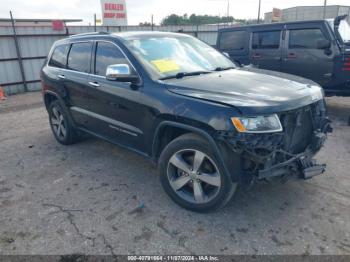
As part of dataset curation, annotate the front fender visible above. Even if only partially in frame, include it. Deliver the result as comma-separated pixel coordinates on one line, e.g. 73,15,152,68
151,121,238,183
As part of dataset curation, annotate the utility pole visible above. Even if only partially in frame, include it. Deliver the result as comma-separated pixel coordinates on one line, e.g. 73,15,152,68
257,0,262,24
227,0,230,25
94,13,97,32
323,0,327,19
151,15,154,31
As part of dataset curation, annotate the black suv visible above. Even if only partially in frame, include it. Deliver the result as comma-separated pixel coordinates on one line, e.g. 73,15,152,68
41,32,332,212
217,16,350,96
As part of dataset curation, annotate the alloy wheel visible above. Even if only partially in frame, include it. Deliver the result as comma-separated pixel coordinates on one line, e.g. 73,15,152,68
51,106,67,140
167,149,221,204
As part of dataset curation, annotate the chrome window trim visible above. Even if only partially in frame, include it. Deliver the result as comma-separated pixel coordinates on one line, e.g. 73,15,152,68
46,38,142,84
46,40,94,74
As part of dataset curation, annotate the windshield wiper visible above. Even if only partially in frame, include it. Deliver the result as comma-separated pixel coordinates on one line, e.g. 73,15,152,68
213,66,235,71
159,71,211,80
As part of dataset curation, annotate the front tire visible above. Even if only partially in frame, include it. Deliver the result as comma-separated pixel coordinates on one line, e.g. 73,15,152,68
158,133,237,212
48,100,79,145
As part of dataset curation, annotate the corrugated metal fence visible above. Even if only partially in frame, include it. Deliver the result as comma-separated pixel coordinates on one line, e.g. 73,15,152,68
0,24,226,95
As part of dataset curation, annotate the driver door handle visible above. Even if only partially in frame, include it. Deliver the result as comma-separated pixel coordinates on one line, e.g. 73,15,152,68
89,81,100,87
58,74,66,79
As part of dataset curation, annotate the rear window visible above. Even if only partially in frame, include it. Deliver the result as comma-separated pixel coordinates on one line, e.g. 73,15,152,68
49,45,69,68
289,29,327,49
252,31,281,49
67,42,92,73
219,31,247,50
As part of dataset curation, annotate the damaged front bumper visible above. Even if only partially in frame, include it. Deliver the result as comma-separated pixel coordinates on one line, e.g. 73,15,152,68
222,130,330,182
217,100,332,183
256,149,326,180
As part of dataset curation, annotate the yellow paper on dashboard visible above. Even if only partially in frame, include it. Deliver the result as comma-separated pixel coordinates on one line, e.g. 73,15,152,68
151,59,180,73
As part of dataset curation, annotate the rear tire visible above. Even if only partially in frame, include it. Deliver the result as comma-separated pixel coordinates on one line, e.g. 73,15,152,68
158,133,237,212
48,100,80,145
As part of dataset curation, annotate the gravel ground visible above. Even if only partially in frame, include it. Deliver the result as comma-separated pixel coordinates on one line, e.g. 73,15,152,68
0,92,349,255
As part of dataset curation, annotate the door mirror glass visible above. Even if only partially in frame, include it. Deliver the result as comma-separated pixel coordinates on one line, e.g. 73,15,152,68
106,64,139,83
317,39,331,49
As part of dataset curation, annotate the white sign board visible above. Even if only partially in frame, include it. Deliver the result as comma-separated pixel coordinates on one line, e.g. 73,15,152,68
272,8,282,22
100,0,128,26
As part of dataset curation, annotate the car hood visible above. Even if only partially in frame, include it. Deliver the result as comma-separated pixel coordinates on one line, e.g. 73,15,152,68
163,68,323,115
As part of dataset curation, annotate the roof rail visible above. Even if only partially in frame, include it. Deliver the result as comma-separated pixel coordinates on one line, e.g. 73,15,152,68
69,32,110,38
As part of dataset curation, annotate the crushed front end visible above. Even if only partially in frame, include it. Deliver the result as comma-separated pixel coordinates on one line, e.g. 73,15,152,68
218,100,333,184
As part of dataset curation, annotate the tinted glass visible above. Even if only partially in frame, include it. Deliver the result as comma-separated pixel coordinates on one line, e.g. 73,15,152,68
289,29,326,49
67,42,92,73
219,31,247,50
95,42,129,76
252,31,281,49
49,45,68,68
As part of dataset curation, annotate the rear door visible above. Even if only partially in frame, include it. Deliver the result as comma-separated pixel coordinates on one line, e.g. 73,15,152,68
64,41,93,127
250,28,283,71
281,23,334,86
46,44,70,97
217,30,250,65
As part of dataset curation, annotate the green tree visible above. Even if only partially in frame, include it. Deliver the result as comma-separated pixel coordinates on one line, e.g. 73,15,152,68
139,22,152,26
161,13,237,26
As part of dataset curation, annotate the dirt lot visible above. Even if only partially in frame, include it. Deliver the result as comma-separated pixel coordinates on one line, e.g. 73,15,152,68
0,92,350,255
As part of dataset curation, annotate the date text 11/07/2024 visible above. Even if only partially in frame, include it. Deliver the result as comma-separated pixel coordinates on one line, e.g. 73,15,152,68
127,255,219,261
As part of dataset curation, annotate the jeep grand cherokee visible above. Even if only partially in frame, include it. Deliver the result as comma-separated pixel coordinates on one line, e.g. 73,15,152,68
41,32,332,212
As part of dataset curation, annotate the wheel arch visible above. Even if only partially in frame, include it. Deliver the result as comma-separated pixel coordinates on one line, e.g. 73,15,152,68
43,90,60,110
152,121,232,182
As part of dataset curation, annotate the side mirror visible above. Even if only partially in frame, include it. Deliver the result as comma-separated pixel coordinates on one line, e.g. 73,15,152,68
317,39,331,50
106,64,139,83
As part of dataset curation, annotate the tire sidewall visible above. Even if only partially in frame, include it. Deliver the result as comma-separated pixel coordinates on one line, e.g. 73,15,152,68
48,100,75,145
159,134,235,212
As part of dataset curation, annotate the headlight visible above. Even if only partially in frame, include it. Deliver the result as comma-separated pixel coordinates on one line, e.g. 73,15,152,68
231,114,283,133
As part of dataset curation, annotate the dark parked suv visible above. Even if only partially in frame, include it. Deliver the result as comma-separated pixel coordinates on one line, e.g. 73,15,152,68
41,31,332,212
217,15,350,96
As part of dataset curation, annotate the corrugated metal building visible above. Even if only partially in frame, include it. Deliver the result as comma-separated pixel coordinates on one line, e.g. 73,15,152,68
264,5,350,23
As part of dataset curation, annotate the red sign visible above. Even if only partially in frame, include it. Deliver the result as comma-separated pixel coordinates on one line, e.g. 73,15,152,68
52,20,64,31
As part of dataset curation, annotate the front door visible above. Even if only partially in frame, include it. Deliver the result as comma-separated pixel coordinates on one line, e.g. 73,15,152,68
86,41,145,152
281,24,334,86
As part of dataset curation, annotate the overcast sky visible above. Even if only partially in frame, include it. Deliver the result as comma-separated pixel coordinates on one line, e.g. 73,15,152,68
1,0,349,25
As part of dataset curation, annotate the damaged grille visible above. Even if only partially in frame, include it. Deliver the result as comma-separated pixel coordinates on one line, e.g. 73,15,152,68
279,104,314,154
220,100,328,157
218,100,330,180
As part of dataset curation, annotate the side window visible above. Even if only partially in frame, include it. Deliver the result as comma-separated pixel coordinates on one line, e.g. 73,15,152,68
219,31,247,51
67,42,92,73
95,42,130,76
252,31,281,49
289,29,326,49
49,45,69,68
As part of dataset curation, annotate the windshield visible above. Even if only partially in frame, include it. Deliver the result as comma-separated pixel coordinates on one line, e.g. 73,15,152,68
123,34,235,79
338,20,350,43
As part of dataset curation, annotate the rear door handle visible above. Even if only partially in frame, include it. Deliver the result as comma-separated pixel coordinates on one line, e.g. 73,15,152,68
58,74,66,79
89,81,100,87
252,53,262,59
